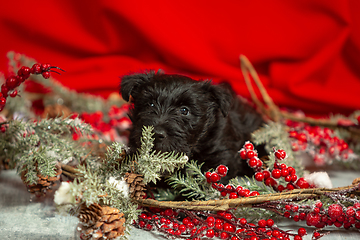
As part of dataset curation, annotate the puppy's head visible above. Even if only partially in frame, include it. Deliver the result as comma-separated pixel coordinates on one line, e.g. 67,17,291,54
120,71,232,156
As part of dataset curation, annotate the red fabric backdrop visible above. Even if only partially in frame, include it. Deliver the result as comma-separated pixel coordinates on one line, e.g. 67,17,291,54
0,1,360,116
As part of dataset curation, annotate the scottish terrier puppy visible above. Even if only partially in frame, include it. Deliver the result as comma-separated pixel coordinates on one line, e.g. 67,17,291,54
120,70,264,181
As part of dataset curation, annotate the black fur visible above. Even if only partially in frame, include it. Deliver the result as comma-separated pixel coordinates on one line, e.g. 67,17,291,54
120,70,264,181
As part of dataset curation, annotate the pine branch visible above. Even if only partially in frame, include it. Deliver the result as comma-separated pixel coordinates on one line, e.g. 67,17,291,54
166,161,217,200
130,126,189,184
0,117,96,184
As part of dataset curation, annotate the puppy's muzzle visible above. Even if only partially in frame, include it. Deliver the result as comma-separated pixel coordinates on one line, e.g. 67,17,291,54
154,127,167,140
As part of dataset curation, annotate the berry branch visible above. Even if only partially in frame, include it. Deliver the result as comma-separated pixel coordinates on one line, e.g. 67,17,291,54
0,63,64,112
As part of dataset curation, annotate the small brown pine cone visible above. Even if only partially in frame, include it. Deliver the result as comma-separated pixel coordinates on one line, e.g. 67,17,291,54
0,158,11,171
21,163,62,196
124,172,146,200
77,204,126,239
78,203,103,225
41,104,72,119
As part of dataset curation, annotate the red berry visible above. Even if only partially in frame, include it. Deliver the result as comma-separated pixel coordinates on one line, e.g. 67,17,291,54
262,170,271,179
244,141,254,150
296,178,309,189
239,149,247,159
328,204,343,218
41,63,51,71
266,219,274,227
250,191,260,196
294,235,302,240
288,167,295,175
220,232,229,239
239,218,247,226
313,232,321,238
298,228,306,236
205,171,211,179
277,185,285,192
255,172,264,181
206,216,215,223
297,133,307,142
286,183,295,190
229,192,238,199
5,76,18,89
216,165,228,177
281,168,289,177
0,97,6,106
265,177,277,187
31,63,42,74
164,208,173,216
179,224,186,232
238,188,250,197
9,90,17,98
206,229,215,238
313,207,320,213
248,157,258,168
346,207,355,217
306,212,320,226
246,150,255,159
271,169,281,179
223,222,235,232
258,219,266,228
18,66,31,78
315,201,323,208
272,230,280,237
288,130,298,138
285,175,292,182
275,149,286,160
210,172,221,182
42,71,51,79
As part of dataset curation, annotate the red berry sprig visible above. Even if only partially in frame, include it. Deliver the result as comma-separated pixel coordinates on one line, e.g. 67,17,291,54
255,194,360,231
0,63,64,112
239,141,310,192
286,120,358,165
204,164,260,199
135,208,306,240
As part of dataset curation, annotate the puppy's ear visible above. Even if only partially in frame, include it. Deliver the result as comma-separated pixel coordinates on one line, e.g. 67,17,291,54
203,81,233,117
120,70,156,102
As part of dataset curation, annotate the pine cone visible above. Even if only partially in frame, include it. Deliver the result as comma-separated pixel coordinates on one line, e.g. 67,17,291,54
124,172,146,200
0,158,11,171
21,163,62,196
77,203,126,240
41,104,72,119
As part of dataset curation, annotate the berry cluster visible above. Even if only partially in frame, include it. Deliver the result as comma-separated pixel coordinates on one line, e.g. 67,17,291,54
0,63,64,112
71,104,132,142
259,200,360,231
286,120,357,166
135,208,306,240
239,142,310,192
205,165,260,199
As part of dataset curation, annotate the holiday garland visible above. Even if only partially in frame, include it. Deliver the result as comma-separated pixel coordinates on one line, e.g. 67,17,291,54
1,52,360,240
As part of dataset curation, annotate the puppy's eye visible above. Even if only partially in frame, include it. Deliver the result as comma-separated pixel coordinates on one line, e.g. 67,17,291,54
149,103,155,107
179,107,190,115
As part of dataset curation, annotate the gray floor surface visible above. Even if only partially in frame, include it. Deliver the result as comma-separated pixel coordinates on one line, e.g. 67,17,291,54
0,169,359,240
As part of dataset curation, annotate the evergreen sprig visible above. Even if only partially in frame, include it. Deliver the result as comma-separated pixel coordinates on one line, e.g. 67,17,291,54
0,117,96,184
166,160,217,200
127,126,189,184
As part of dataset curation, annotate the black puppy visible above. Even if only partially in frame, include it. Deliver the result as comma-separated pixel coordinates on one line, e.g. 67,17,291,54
120,70,264,180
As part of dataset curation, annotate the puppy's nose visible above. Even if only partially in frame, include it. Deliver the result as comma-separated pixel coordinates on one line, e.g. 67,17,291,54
154,128,167,140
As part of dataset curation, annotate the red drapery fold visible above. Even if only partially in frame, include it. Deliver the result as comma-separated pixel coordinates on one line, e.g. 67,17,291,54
0,1,359,116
